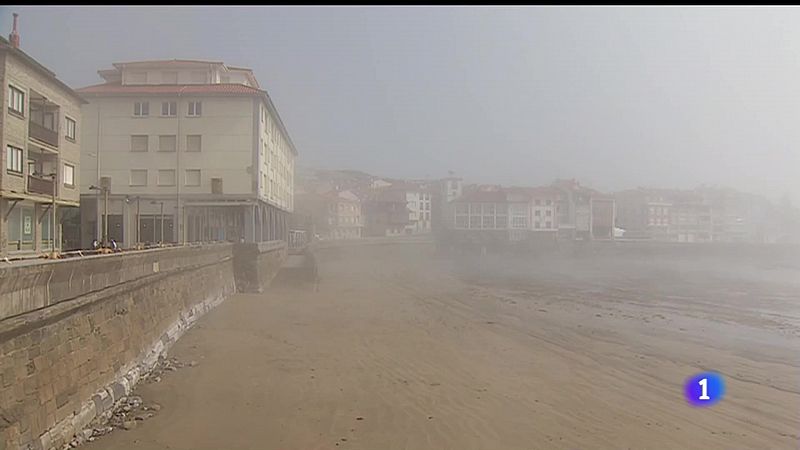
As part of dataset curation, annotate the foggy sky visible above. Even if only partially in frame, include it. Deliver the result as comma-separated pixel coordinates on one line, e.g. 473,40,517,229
2,6,799,203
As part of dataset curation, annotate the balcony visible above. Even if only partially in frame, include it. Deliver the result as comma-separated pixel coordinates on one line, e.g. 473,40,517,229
28,174,55,196
29,90,60,149
29,120,59,148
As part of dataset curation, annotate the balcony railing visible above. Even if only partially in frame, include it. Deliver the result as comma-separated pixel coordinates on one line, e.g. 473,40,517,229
28,175,55,196
288,230,308,251
29,120,59,148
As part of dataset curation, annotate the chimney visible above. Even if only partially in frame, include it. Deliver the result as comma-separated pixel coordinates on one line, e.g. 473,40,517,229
9,13,19,48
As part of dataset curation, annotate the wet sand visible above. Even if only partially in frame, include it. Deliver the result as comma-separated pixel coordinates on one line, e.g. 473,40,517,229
86,243,800,450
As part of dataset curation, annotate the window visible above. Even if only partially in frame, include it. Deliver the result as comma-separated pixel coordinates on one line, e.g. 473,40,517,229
511,216,528,229
134,102,149,117
187,101,202,117
158,169,176,186
469,215,481,229
535,210,541,217
158,135,176,152
191,71,206,83
127,72,147,84
8,85,24,115
65,117,77,141
6,145,23,173
161,71,178,84
546,210,552,217
130,169,148,186
546,200,552,206
185,169,201,186
535,199,542,206
161,101,177,117
131,135,149,152
482,215,495,229
186,135,202,152
546,221,552,228
63,163,75,187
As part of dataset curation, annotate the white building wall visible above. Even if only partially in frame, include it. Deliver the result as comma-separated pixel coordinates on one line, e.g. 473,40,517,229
80,96,254,197
256,103,294,213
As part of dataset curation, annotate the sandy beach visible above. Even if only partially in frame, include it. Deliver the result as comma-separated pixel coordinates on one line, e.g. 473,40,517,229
85,242,800,450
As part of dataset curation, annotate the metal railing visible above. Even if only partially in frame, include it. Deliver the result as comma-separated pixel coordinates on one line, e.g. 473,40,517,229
27,174,54,196
29,120,59,147
288,230,309,251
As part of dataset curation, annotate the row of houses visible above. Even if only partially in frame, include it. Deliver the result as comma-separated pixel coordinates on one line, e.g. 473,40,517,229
0,15,297,257
295,165,798,246
293,174,440,240
293,173,615,245
447,181,798,245
442,179,616,245
615,186,794,243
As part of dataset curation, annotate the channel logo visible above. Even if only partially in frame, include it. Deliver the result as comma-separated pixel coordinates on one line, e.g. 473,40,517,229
684,372,725,407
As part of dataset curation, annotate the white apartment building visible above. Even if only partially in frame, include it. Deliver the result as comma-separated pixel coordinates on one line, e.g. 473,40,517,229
449,186,561,243
384,182,432,235
77,59,296,247
0,18,86,256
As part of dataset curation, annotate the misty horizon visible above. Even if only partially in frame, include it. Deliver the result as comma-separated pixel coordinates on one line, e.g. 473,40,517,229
2,6,799,203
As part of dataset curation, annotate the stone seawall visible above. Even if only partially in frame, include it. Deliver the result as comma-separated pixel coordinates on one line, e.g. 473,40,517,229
0,244,230,322
233,241,287,294
0,244,246,450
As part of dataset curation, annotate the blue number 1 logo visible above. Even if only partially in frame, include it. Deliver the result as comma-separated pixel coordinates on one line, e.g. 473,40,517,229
684,372,725,407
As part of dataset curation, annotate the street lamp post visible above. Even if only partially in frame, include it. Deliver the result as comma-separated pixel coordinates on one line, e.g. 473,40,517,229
125,195,142,248
151,200,164,245
46,172,57,253
136,196,141,246
88,184,109,245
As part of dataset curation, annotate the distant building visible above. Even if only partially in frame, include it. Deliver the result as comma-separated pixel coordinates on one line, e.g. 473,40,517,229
667,191,713,243
552,179,592,240
0,16,86,255
363,188,410,237
377,181,433,235
590,195,616,240
445,185,561,245
615,188,672,240
432,176,462,233
76,59,296,247
615,188,711,242
295,189,362,240
552,179,615,241
696,186,778,243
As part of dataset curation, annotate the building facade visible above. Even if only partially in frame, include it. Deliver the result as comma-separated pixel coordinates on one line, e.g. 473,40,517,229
446,186,561,245
432,176,462,234
295,189,362,240
76,59,296,247
363,188,410,237
615,188,712,242
552,179,596,240
379,182,432,235
0,19,85,256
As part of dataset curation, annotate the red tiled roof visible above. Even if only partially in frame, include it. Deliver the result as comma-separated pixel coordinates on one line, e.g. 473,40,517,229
76,82,264,96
